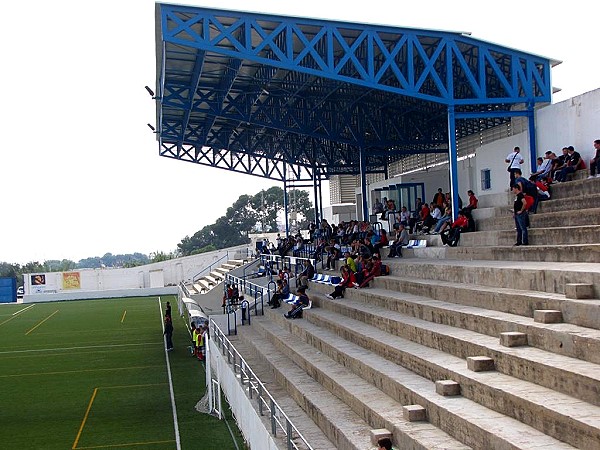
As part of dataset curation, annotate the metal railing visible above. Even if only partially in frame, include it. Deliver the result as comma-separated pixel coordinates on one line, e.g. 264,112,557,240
210,320,314,450
192,252,230,283
223,274,266,334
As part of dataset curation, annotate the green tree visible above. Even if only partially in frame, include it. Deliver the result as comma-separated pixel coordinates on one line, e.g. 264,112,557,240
177,185,314,256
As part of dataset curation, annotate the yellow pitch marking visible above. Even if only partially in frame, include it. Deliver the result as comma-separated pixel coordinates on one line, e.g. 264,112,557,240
0,315,18,327
120,310,127,323
72,387,98,449
25,310,59,335
71,383,172,449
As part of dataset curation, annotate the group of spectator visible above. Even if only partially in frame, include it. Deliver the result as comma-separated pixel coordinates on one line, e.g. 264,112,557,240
321,231,392,300
508,141,600,187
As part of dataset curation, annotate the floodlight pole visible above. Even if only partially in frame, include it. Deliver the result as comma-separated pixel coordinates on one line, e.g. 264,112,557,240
447,106,460,220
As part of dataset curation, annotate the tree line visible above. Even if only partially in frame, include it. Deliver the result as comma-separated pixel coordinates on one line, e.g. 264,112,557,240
0,186,313,283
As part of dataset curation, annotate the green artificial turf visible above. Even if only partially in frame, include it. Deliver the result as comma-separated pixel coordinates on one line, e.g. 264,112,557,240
0,297,245,450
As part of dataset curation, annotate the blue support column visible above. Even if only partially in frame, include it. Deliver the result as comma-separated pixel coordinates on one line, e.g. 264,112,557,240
359,147,369,221
447,106,459,220
527,101,537,173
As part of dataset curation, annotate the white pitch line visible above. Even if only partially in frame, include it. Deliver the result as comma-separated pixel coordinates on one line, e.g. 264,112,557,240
12,304,35,316
0,342,161,355
159,297,181,450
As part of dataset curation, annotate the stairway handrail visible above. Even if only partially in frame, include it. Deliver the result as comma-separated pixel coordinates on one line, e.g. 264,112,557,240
209,319,314,450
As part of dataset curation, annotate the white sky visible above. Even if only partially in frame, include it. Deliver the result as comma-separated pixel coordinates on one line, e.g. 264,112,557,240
1,0,597,265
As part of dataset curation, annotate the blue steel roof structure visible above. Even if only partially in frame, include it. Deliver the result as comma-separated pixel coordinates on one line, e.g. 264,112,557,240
154,3,555,182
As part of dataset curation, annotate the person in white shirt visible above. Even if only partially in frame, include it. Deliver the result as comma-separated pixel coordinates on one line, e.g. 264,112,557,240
505,146,524,187
531,155,552,181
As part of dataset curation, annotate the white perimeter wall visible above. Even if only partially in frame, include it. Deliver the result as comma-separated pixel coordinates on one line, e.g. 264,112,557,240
23,245,249,301
208,338,279,450
360,88,600,210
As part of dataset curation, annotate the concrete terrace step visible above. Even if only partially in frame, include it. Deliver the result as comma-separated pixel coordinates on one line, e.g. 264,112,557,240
548,176,600,200
210,271,225,280
203,275,218,285
296,308,600,450
221,263,237,270
228,259,245,266
306,300,600,432
234,325,379,450
227,333,335,450
475,207,600,231
250,316,476,450
460,225,600,247
194,281,209,292
365,272,600,330
312,281,600,365
383,257,600,297
309,289,600,407
446,243,600,263
536,192,600,213
260,310,578,450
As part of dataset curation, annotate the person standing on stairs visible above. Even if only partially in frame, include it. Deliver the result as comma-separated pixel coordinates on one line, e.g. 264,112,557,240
505,146,524,187
512,183,529,246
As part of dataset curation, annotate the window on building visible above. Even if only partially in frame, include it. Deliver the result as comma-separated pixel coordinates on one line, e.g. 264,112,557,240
481,169,491,190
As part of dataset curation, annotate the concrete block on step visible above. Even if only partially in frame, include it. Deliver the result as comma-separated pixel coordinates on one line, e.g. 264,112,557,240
534,309,563,324
500,331,528,347
435,379,461,396
402,404,427,422
467,356,495,372
565,283,594,299
370,429,392,445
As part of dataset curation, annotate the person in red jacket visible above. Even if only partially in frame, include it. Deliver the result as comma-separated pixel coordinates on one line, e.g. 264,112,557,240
326,265,357,299
440,210,469,247
357,255,382,288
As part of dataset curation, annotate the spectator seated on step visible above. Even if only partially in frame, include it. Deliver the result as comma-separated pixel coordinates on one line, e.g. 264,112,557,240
297,259,315,288
531,176,551,202
326,265,357,299
531,155,552,181
432,206,452,234
284,286,310,319
554,146,583,182
311,237,327,262
292,235,305,257
282,236,298,257
356,254,382,288
268,279,289,309
414,202,436,234
588,139,600,178
358,236,375,261
342,251,358,273
440,209,469,247
324,238,341,271
388,223,409,257
550,147,569,181
395,206,410,229
372,229,389,254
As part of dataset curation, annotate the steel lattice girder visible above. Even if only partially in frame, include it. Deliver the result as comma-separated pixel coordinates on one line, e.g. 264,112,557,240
155,4,554,180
